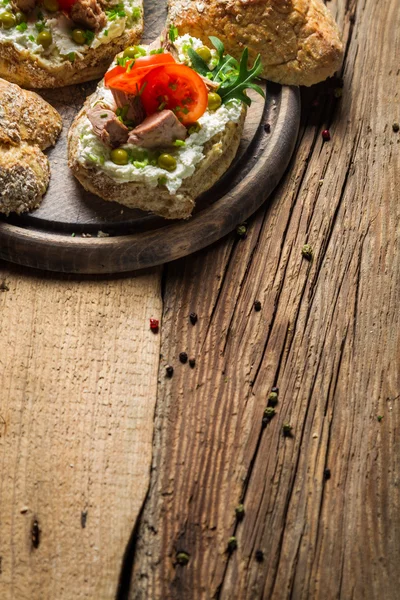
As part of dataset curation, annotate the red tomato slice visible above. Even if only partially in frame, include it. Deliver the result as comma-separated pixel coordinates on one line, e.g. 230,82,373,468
140,64,208,125
104,53,176,91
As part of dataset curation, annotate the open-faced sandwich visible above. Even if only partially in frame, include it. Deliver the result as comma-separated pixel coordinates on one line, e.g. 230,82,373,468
0,0,143,87
0,77,62,215
168,0,343,86
68,30,264,219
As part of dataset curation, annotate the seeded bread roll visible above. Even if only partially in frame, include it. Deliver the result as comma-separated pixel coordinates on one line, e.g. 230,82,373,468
0,78,62,215
0,6,143,88
68,98,246,220
168,0,343,87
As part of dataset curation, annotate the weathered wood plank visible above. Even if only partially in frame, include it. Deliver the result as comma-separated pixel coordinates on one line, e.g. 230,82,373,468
0,265,161,599
131,0,400,597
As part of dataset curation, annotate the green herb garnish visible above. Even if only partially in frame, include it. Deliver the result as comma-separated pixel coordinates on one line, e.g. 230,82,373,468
28,34,35,41
105,3,126,20
84,29,94,44
168,24,178,42
103,28,108,36
16,21,27,31
67,51,76,62
150,47,164,55
35,21,46,32
173,140,185,147
131,6,140,19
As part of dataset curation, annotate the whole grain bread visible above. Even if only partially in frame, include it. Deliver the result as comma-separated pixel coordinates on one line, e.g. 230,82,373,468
0,78,62,215
0,18,142,88
168,0,343,86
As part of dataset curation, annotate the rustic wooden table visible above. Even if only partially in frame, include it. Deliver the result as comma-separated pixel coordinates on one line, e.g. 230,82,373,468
1,0,399,598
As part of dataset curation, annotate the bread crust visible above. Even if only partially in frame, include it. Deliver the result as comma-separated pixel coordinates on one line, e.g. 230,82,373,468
0,78,62,215
0,20,142,88
68,92,246,220
169,0,343,86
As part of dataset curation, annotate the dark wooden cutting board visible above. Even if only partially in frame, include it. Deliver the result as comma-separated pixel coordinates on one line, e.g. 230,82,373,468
0,0,300,274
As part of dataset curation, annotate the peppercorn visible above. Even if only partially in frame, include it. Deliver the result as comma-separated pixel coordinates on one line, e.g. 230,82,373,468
150,318,159,332
190,312,198,325
261,416,269,428
264,123,271,133
271,386,279,394
235,504,245,520
255,549,264,562
264,407,276,420
302,244,313,261
227,537,237,552
268,391,278,407
282,423,293,437
322,129,331,141
377,415,384,422
392,122,399,133
176,551,190,566
179,352,188,364
324,468,331,480
166,365,174,378
254,300,262,312
189,358,196,368
236,224,247,239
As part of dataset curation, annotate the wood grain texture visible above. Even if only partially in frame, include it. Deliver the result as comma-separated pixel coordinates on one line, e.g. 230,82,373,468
0,263,161,600
130,0,400,598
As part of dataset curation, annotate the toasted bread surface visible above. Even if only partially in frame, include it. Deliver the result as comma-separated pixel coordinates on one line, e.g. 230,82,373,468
169,0,343,86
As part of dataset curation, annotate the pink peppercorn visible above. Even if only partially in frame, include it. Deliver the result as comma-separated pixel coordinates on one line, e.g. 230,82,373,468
150,318,159,332
322,129,331,141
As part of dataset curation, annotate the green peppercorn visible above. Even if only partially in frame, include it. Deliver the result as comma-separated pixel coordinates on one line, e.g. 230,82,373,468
0,11,16,29
188,122,201,135
158,153,177,172
15,11,27,23
208,92,222,111
264,407,276,420
71,28,86,45
196,45,211,62
43,0,59,11
37,30,52,49
235,504,245,520
176,551,190,566
123,45,139,58
301,244,313,261
227,536,237,552
268,391,278,407
110,148,129,165
282,423,293,437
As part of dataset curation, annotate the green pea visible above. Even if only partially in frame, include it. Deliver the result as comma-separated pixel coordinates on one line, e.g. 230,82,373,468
196,46,211,63
0,11,16,29
208,92,222,111
110,148,129,165
158,153,177,172
123,46,139,58
71,28,85,45
37,30,52,49
43,0,59,11
15,11,27,24
188,122,201,134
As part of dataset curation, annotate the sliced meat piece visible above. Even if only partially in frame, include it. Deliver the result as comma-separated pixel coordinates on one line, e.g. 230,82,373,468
11,0,36,13
199,75,220,91
70,0,106,32
87,105,129,148
127,109,187,149
109,88,146,127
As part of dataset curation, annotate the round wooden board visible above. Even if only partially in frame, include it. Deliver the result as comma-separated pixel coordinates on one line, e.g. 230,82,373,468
0,1,300,274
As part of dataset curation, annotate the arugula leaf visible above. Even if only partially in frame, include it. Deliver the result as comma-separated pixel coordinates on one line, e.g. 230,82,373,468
208,36,224,61
187,47,209,76
218,48,264,105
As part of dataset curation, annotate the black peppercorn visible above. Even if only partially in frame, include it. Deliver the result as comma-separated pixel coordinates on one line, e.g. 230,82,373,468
264,123,271,133
166,365,174,378
324,468,331,480
271,386,279,394
393,122,400,133
190,312,198,325
255,549,264,562
254,300,262,312
179,352,188,364
189,358,196,368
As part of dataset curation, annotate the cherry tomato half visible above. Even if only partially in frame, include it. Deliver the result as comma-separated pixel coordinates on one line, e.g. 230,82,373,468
104,53,176,92
140,64,208,125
